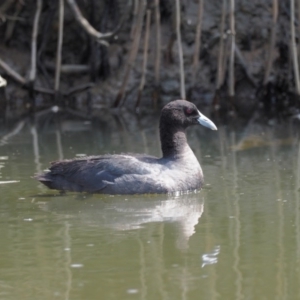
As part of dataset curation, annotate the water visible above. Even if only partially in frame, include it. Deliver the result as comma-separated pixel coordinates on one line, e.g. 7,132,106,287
0,113,300,300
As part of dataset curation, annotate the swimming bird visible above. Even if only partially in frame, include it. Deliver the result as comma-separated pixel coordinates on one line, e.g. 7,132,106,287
36,100,217,194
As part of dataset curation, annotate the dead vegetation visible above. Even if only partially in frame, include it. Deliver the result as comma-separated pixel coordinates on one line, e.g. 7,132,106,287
0,0,299,119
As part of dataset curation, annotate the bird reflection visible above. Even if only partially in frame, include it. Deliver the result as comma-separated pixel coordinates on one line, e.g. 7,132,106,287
38,191,204,250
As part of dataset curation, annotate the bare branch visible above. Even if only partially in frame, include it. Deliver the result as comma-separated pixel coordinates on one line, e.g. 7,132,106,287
216,0,227,89
235,45,256,87
136,9,151,108
55,0,64,92
45,62,89,73
0,56,57,95
64,83,94,97
29,0,42,84
0,0,15,15
113,0,146,107
263,0,278,85
154,0,161,87
175,0,186,99
228,0,235,97
66,0,122,41
0,57,26,85
192,0,204,85
4,1,23,42
291,0,300,95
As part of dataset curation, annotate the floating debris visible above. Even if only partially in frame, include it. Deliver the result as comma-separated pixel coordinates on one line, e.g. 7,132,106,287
127,289,139,294
70,264,84,268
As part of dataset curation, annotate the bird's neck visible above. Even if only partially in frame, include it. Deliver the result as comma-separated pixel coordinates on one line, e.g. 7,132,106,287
159,124,190,158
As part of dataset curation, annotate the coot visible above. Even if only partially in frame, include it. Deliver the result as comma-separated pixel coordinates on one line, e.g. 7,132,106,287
36,100,217,194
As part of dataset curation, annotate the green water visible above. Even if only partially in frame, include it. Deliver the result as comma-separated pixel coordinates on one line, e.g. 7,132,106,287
0,115,300,300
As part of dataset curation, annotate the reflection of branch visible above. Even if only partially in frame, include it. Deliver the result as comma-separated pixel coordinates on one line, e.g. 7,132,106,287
56,129,64,160
31,125,42,174
230,131,243,300
66,0,125,41
63,222,72,300
0,119,26,146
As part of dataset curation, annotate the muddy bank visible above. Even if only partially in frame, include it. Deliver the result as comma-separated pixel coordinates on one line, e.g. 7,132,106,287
0,0,300,120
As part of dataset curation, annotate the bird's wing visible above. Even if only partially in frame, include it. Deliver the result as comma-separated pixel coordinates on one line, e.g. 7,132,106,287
48,154,159,192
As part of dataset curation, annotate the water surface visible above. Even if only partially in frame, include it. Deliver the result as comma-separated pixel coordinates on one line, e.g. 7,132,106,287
0,113,300,300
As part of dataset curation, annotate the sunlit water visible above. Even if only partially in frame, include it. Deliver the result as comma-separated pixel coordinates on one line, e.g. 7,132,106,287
0,112,300,300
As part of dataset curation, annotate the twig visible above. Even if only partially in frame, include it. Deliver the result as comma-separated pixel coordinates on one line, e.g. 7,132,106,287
130,0,139,40
0,57,56,94
45,63,89,73
0,0,15,14
228,0,235,97
64,83,94,97
66,0,123,41
32,86,55,95
235,45,256,87
154,0,161,88
216,0,227,89
37,2,56,88
175,0,186,99
136,9,151,108
223,32,231,87
29,0,42,84
0,14,24,22
55,0,64,92
113,0,146,107
263,0,278,85
0,57,26,85
298,0,300,59
4,1,23,42
291,0,300,95
192,0,204,86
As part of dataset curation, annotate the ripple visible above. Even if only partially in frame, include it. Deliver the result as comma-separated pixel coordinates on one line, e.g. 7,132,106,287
201,245,220,268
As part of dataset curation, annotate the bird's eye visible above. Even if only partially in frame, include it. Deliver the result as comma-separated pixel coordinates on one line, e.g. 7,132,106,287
185,107,193,115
